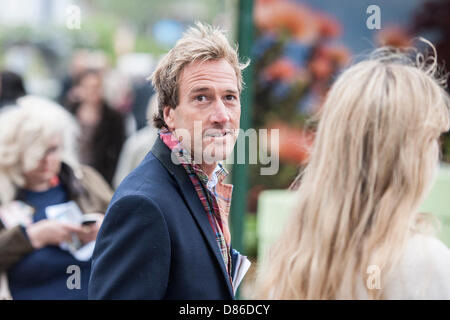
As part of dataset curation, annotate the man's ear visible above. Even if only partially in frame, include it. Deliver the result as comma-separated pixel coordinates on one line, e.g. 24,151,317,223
163,106,175,130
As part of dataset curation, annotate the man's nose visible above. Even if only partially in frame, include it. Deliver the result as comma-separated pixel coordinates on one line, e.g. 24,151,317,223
210,99,230,124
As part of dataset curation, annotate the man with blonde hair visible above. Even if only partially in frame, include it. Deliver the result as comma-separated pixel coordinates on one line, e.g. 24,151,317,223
89,22,248,299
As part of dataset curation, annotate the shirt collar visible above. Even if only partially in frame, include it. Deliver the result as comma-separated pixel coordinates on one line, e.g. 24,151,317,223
159,128,229,190
206,163,228,192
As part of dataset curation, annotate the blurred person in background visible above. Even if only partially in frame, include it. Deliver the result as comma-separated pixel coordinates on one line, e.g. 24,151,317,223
58,50,89,106
0,70,26,110
66,69,126,187
0,96,113,299
112,94,159,188
130,78,154,131
256,41,450,299
102,69,137,137
59,50,109,107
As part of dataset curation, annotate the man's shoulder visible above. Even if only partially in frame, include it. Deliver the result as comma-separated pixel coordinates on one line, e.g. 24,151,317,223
112,150,178,204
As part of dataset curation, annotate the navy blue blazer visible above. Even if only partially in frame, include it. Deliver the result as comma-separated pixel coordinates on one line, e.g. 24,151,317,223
88,137,234,299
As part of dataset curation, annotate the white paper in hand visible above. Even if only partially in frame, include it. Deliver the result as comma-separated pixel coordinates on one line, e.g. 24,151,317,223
45,201,95,261
45,201,84,224
232,253,252,295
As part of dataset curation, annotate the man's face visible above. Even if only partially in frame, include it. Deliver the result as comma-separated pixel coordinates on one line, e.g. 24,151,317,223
164,58,241,166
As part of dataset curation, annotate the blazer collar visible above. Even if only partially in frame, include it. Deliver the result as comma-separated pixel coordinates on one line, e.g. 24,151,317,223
151,136,234,298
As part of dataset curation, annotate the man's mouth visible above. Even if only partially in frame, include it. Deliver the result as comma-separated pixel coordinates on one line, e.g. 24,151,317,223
204,130,233,138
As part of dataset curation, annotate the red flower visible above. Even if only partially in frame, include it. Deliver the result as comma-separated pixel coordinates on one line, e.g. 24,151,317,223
255,0,320,42
318,45,351,66
310,45,351,80
375,26,411,48
267,122,313,164
263,58,299,82
315,12,341,38
309,56,333,80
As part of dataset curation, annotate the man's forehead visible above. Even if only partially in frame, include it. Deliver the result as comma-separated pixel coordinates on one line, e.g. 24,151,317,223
179,59,238,90
189,86,238,94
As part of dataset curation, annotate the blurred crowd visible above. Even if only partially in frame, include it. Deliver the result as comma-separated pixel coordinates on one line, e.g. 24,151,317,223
0,50,159,189
0,50,158,299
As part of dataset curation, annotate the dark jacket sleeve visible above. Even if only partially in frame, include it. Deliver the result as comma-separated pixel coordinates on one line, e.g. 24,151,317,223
0,225,34,272
88,195,171,300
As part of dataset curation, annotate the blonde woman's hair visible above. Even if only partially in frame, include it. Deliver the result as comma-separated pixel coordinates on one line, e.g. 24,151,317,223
255,39,450,300
150,21,249,129
0,96,80,205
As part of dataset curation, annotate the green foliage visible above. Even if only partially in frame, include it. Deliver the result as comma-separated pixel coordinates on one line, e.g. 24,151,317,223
244,213,257,258
64,13,119,61
250,162,300,192
134,34,167,55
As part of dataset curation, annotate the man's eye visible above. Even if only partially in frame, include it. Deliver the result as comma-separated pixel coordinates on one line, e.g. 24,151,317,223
195,95,207,102
225,95,236,101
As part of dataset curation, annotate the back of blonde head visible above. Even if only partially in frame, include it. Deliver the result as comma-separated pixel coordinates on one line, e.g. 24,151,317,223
255,40,450,299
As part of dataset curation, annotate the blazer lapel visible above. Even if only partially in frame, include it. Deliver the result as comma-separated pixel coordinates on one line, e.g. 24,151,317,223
151,137,234,297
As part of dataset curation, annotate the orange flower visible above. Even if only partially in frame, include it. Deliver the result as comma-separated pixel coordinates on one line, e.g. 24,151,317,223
263,58,299,82
375,26,411,48
309,56,333,80
315,12,341,38
255,0,320,43
267,122,313,164
318,45,351,66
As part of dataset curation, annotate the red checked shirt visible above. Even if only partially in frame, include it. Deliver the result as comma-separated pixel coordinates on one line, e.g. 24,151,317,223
159,129,233,284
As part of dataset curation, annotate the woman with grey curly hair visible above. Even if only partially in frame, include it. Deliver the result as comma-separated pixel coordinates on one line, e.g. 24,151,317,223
0,96,113,299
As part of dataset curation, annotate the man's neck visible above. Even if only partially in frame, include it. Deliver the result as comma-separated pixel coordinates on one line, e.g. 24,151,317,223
163,130,218,179
199,162,217,179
